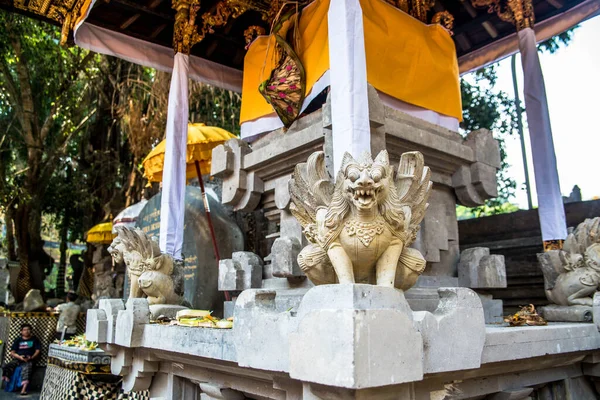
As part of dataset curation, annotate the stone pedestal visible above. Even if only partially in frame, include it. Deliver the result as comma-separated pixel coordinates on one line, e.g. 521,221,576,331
290,284,423,388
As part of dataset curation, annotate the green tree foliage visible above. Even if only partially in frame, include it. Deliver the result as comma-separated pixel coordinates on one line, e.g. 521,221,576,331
0,11,101,294
0,11,243,296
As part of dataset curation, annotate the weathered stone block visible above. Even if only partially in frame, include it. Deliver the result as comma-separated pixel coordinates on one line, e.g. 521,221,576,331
98,299,125,343
115,298,150,348
233,289,294,372
271,237,303,278
86,309,108,343
458,248,507,288
290,284,423,389
539,304,593,322
413,287,485,374
218,259,244,291
219,252,263,291
478,294,504,324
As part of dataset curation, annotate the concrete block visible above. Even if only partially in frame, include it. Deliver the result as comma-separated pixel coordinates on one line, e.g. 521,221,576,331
219,252,263,291
219,259,244,291
478,255,507,288
86,309,108,343
478,294,504,324
540,304,593,322
290,284,423,389
271,237,303,278
115,298,150,348
413,287,485,374
98,299,125,343
233,289,294,372
232,252,263,288
458,248,506,289
464,128,502,169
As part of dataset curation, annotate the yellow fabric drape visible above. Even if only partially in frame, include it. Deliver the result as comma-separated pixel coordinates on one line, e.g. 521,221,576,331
240,0,462,124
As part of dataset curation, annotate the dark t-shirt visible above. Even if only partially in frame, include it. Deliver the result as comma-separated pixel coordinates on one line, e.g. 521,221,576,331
11,336,41,358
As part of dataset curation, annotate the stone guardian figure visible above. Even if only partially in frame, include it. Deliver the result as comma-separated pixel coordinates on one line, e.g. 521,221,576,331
289,150,431,289
108,227,183,305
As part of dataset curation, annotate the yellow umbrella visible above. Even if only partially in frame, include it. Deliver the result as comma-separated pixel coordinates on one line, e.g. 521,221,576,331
142,122,236,301
142,123,236,183
86,222,116,245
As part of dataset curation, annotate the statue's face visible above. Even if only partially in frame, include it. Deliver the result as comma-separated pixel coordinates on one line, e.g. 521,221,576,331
343,160,388,211
108,239,125,264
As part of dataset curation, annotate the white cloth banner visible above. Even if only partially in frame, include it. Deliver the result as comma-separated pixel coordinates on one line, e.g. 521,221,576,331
518,28,567,242
328,0,371,174
159,53,189,259
74,23,243,93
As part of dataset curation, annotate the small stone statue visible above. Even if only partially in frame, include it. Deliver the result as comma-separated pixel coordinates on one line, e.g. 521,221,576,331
92,270,118,302
289,150,431,289
539,218,600,306
108,227,183,305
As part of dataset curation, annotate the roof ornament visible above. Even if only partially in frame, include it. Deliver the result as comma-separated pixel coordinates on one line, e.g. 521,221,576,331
471,0,535,31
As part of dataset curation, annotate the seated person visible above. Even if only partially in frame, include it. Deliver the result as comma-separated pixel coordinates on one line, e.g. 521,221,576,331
53,292,81,341
2,323,41,395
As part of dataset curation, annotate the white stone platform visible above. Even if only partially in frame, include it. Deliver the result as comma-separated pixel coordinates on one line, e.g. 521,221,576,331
86,286,600,399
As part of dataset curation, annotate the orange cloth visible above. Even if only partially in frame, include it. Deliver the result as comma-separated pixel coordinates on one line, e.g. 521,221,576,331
240,0,462,124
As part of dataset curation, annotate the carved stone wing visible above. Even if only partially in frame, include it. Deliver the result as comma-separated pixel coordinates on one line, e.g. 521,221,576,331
289,151,334,243
396,152,432,245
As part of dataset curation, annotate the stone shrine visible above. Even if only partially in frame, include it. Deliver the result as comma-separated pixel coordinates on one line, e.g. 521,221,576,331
85,90,600,399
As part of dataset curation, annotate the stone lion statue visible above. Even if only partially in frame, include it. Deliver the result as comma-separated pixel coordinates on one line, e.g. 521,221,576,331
539,218,600,306
289,150,431,289
108,227,183,305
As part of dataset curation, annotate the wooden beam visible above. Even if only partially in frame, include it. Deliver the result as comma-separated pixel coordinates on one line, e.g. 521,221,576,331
113,0,173,20
150,23,168,39
482,21,498,38
546,0,563,8
120,14,141,29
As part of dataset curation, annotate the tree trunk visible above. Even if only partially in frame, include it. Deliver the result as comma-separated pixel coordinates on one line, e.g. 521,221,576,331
13,200,47,301
4,210,16,261
57,212,69,298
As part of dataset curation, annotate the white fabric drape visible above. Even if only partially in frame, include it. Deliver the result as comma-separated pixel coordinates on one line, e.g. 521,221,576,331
327,0,371,174
518,28,567,242
159,53,189,259
74,23,243,93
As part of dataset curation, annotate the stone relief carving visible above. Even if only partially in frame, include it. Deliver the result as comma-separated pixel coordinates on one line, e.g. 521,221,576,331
289,150,432,289
108,227,183,305
539,217,600,306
